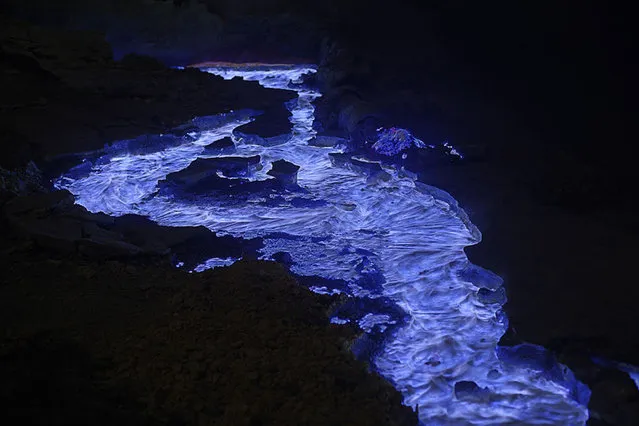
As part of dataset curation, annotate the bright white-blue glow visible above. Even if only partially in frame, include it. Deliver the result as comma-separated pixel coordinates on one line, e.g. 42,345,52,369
192,256,240,273
55,65,589,425
443,141,464,159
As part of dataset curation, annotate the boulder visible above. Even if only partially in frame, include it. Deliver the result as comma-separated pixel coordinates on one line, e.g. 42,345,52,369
110,214,262,269
164,156,261,187
234,114,290,139
77,238,143,259
23,216,84,253
267,159,300,187
589,369,639,426
203,137,236,154
271,251,294,266
1,189,265,265
0,18,296,168
233,132,290,147
107,133,187,156
328,152,352,167
349,157,384,176
232,104,292,145
118,53,165,71
4,190,75,216
0,162,46,196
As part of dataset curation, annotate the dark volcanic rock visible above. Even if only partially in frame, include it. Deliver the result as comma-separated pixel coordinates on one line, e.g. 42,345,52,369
308,135,348,148
110,215,262,269
271,251,294,266
0,20,294,168
476,287,507,305
233,104,292,144
350,157,384,176
195,155,262,177
172,175,289,200
267,159,300,187
268,159,300,175
234,132,290,148
1,0,321,65
164,156,261,187
328,152,352,167
172,174,250,195
235,115,290,139
326,154,390,183
0,253,418,426
203,137,236,154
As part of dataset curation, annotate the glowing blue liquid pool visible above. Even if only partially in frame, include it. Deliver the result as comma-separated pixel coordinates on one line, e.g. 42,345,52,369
55,65,589,425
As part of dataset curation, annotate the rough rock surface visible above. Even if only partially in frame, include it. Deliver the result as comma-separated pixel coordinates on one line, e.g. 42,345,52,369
0,216,418,426
267,159,300,187
0,18,295,168
1,189,261,269
234,106,292,139
203,137,236,154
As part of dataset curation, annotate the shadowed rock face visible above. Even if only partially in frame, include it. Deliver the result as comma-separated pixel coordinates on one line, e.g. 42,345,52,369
166,156,261,182
0,19,295,169
0,243,418,426
1,189,261,268
234,108,292,139
203,137,235,154
161,155,268,197
267,159,300,187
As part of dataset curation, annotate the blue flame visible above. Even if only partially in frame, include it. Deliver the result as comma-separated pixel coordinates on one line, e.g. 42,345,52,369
55,65,589,425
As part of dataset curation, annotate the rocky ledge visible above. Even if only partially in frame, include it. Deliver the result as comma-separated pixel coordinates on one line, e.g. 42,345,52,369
0,17,295,169
0,241,417,426
0,17,417,426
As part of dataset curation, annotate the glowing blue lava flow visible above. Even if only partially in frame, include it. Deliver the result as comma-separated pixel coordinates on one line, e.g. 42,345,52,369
55,65,590,425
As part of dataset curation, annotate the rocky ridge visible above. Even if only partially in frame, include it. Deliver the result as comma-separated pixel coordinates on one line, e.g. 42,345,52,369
0,17,295,169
